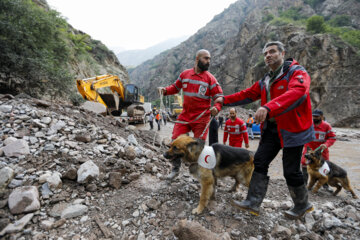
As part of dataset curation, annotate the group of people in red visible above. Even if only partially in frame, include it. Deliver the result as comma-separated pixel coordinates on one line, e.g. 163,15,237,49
158,41,336,219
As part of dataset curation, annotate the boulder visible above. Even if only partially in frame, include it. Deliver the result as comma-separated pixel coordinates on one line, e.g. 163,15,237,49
0,213,34,236
0,167,14,189
3,139,30,157
8,186,40,214
77,160,99,183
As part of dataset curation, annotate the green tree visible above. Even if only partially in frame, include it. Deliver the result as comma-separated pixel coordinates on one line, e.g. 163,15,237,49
306,15,326,33
0,0,72,96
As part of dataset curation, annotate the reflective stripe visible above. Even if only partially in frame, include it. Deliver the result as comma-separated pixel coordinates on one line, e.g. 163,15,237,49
209,83,217,90
182,79,209,87
326,130,335,134
328,137,336,139
183,91,210,99
313,139,326,142
241,123,246,127
314,131,326,134
228,131,247,135
212,93,224,100
174,84,180,91
227,125,240,128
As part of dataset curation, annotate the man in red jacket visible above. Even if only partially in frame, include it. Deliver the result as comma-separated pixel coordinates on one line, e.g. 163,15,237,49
301,109,336,188
158,49,224,180
225,41,314,219
223,108,249,148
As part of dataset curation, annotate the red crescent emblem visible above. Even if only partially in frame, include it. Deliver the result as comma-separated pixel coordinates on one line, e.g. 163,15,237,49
205,155,210,163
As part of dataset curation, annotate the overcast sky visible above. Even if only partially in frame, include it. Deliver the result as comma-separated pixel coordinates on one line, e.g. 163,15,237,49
46,0,238,52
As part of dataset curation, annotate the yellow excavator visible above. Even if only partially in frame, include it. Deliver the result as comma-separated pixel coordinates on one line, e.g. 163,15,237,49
76,75,145,123
171,94,183,119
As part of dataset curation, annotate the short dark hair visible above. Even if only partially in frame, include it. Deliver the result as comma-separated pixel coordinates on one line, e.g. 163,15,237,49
249,114,252,117
263,41,285,53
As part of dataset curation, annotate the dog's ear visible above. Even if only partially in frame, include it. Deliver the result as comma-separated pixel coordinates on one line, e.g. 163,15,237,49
186,139,198,152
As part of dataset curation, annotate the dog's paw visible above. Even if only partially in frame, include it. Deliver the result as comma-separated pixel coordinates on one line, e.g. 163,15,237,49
192,207,203,215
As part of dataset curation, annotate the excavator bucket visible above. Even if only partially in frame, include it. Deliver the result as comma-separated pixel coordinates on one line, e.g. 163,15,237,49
99,93,121,116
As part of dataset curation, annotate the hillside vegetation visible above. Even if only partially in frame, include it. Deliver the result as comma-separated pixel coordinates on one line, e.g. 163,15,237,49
0,0,128,103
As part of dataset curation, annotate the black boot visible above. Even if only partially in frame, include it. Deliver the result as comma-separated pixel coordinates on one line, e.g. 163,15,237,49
231,171,269,216
284,184,314,219
165,157,181,181
302,167,308,186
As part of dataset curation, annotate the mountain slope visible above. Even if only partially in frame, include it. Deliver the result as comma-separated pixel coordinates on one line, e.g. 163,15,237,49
130,0,360,127
116,36,189,67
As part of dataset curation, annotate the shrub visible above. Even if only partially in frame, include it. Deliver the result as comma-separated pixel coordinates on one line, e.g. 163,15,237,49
306,15,326,33
328,15,351,27
262,13,275,22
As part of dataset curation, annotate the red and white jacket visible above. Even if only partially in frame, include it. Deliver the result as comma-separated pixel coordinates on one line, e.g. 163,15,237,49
165,68,223,123
301,120,336,165
223,118,249,148
224,59,314,148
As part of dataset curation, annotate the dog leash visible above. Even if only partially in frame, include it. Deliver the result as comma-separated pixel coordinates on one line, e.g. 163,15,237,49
159,90,214,139
314,146,325,153
159,91,210,124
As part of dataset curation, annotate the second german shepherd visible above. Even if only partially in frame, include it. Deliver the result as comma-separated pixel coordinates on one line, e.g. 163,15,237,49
163,135,254,214
305,148,358,199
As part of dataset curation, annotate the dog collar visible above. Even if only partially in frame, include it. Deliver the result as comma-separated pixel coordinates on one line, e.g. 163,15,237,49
197,146,216,169
318,161,330,176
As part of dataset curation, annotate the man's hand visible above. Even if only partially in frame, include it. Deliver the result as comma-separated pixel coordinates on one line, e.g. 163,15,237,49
320,144,327,150
157,87,166,96
210,106,219,116
245,143,249,149
254,107,269,123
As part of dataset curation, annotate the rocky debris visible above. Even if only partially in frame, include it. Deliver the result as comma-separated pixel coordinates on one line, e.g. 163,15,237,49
0,95,359,239
81,101,106,115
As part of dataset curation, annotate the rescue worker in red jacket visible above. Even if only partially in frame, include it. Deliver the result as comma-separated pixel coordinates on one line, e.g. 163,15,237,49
224,41,314,219
223,108,249,148
158,49,224,180
301,109,336,188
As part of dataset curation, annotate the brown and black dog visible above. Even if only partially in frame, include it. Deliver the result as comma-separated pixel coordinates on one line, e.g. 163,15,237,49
305,148,358,199
163,135,254,214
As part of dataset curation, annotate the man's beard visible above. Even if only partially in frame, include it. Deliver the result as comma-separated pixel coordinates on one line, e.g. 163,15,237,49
197,61,209,71
313,119,321,124
230,116,236,120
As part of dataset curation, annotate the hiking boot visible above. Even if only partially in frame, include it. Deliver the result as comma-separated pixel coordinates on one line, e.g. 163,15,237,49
284,184,314,219
231,171,269,216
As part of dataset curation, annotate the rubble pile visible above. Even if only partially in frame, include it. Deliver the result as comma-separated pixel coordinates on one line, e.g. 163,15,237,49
0,94,359,239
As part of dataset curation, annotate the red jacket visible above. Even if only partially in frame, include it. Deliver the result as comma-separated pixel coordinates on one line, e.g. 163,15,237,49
223,118,249,147
165,68,223,123
224,59,314,147
301,120,336,165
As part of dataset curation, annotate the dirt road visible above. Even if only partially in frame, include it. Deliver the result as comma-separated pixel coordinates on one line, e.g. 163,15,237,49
138,121,360,194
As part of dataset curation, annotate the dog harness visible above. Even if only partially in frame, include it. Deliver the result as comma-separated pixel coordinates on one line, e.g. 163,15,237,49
318,161,330,176
197,146,216,169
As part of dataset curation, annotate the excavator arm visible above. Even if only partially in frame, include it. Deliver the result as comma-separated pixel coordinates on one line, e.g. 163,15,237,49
76,75,125,106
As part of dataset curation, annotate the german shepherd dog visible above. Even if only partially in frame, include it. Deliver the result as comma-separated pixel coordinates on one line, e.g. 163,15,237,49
305,148,358,199
163,135,254,214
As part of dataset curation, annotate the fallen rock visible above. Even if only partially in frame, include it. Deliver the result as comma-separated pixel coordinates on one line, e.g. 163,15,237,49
81,101,106,115
77,160,99,184
271,224,292,239
61,204,88,219
0,167,14,189
109,172,122,189
62,168,77,180
3,139,30,157
75,134,92,143
124,146,136,160
173,219,226,240
0,213,34,236
8,186,40,214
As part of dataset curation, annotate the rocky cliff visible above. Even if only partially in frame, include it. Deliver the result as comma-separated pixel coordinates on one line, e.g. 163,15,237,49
130,0,360,127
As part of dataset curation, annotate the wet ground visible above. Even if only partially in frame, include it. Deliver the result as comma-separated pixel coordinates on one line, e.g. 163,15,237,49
138,121,360,195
